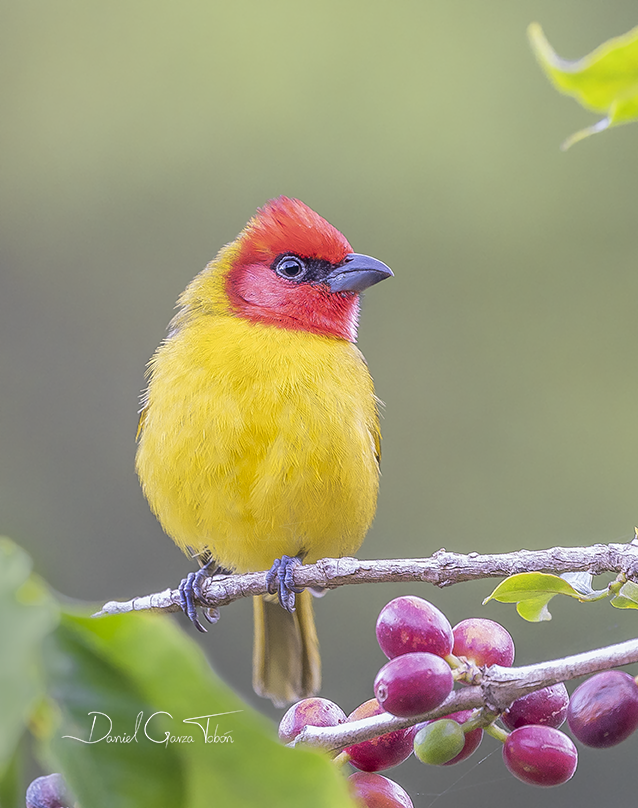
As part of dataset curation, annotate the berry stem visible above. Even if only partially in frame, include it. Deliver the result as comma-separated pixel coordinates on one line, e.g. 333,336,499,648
332,751,351,768
459,708,498,733
608,574,626,596
484,723,509,744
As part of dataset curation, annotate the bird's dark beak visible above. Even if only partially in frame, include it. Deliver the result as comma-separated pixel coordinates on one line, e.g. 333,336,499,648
326,253,393,293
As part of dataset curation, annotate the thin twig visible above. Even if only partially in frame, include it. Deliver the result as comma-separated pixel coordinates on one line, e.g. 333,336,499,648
95,539,638,618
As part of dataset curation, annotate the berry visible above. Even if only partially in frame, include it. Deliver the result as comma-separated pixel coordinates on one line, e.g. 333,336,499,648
278,697,347,743
413,719,465,765
374,652,453,718
502,683,569,730
26,773,73,808
349,772,414,808
413,710,483,766
376,596,453,660
345,699,416,772
567,670,638,748
452,618,515,667
502,725,577,787
438,710,483,765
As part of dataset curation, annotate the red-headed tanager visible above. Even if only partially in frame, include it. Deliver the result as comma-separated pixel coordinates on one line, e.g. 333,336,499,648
136,197,392,705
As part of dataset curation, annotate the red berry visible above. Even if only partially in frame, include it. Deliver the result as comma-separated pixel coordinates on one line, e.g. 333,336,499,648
374,652,453,718
502,684,569,730
502,725,577,787
349,772,414,808
567,670,638,748
278,697,347,743
345,699,416,772
376,596,453,660
452,618,515,667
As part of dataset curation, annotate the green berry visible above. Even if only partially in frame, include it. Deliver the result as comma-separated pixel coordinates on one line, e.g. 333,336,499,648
413,719,465,765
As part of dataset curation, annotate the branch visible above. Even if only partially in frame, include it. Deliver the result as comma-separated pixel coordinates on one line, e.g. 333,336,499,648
291,636,638,753
95,538,638,618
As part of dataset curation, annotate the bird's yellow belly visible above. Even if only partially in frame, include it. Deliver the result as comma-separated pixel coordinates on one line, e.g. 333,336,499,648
136,315,380,572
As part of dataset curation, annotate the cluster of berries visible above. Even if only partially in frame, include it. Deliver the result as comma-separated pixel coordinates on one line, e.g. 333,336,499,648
279,595,638,808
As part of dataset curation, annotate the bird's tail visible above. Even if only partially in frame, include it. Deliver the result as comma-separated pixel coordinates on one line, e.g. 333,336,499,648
252,589,321,707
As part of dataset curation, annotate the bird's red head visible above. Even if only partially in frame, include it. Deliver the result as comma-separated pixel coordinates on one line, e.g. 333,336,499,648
236,196,352,267
224,197,390,342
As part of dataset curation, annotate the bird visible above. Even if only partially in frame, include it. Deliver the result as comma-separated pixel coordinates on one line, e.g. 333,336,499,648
135,197,392,706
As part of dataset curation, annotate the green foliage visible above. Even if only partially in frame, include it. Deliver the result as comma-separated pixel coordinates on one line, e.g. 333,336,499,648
0,539,59,780
0,538,356,808
484,571,612,622
610,580,638,610
0,741,24,808
529,23,638,149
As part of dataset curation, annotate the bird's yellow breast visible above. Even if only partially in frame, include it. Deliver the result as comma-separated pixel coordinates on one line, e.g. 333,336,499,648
136,313,380,572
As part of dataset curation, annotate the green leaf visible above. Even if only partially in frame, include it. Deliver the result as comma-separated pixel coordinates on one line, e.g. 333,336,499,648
39,610,356,808
515,593,555,623
40,616,184,808
484,572,585,622
0,738,25,808
0,538,59,776
611,580,638,610
528,22,638,149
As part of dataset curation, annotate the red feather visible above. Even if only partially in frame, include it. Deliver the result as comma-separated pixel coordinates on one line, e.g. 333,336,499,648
238,197,352,265
225,198,360,342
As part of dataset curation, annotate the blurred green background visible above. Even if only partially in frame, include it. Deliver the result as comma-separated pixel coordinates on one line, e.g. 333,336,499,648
2,0,638,805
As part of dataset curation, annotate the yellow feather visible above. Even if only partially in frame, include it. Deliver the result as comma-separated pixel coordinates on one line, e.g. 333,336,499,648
136,308,380,572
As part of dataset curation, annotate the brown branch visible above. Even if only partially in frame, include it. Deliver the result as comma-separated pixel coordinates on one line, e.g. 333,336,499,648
95,538,638,618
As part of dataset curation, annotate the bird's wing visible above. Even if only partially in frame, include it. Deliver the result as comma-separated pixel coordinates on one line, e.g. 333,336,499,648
372,395,383,468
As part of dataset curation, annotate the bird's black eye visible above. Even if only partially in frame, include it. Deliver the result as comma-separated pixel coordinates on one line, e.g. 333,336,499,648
274,255,306,280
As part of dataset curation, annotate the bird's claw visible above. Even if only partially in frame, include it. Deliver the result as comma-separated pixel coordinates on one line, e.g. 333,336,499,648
266,555,304,612
178,559,226,632
178,570,210,632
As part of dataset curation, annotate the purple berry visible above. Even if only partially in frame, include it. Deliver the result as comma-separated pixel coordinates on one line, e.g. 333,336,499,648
452,618,515,667
278,697,347,743
349,772,414,808
374,652,453,718
376,596,453,660
503,725,577,787
26,774,73,808
345,699,416,772
567,670,638,748
502,683,569,730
